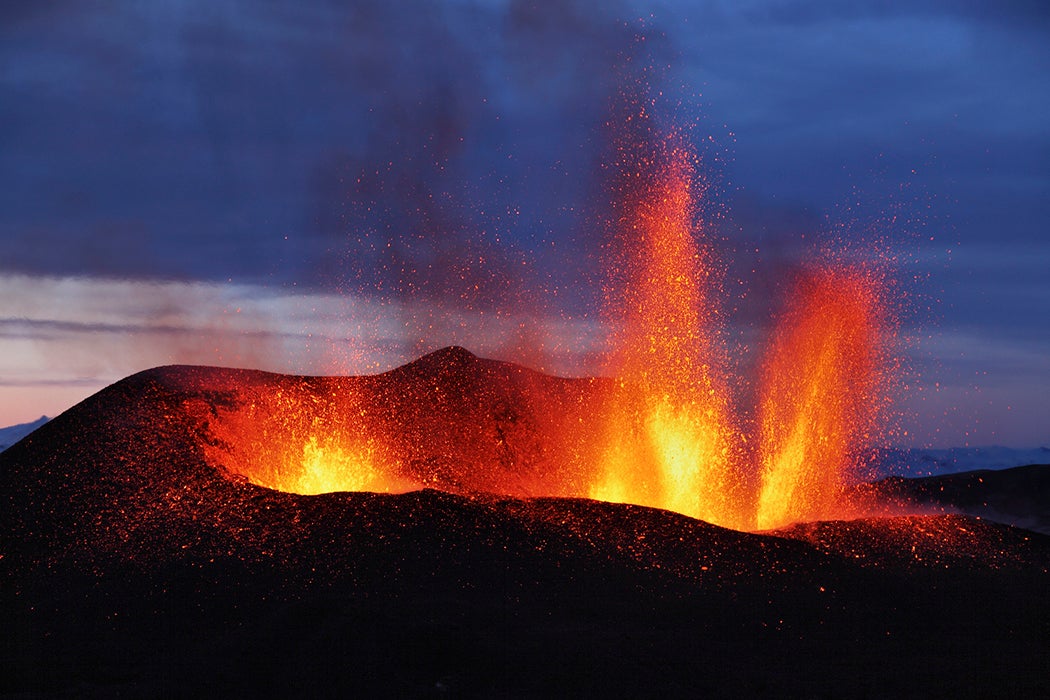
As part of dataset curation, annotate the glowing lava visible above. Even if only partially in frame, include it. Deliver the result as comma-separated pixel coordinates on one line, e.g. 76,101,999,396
754,268,888,529
590,138,748,529
195,122,896,534
199,380,415,496
582,118,893,531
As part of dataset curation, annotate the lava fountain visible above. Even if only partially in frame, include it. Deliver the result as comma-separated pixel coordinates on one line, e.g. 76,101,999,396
579,114,893,530
590,135,748,529
199,377,415,496
754,268,889,529
194,118,895,533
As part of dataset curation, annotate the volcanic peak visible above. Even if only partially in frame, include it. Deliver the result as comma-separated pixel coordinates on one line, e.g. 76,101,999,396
395,345,479,375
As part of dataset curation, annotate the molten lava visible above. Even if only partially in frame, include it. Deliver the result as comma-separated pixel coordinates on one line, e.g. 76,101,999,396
195,123,895,533
200,379,416,496
578,114,893,529
590,139,748,529
754,269,887,529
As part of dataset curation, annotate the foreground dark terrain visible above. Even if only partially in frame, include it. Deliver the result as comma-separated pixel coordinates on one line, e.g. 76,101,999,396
2,350,1048,697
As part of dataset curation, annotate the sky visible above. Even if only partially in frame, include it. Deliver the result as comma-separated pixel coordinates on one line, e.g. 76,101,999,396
1,0,1047,447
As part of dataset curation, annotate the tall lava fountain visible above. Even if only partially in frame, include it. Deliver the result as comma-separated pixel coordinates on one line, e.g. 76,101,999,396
591,133,748,529
587,111,893,530
754,269,888,529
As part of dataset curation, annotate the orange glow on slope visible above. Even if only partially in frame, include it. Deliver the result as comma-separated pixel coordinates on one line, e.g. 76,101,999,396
199,380,416,495
589,138,748,530
754,269,888,529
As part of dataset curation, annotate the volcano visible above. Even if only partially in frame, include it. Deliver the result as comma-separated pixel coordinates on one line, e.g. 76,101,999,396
2,347,1048,697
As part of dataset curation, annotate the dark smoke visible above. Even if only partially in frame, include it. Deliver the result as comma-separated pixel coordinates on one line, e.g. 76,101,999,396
307,0,674,316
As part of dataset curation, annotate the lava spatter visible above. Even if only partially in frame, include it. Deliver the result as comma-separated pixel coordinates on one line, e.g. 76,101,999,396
590,134,747,529
755,267,889,529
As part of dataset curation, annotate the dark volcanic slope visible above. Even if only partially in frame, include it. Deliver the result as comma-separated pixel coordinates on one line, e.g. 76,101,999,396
2,348,1049,698
866,464,1050,535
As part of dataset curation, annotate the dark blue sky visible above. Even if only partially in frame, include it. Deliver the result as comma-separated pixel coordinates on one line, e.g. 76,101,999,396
1,0,1048,446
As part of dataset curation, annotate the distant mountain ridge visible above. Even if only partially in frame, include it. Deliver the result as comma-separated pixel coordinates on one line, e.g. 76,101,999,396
0,416,48,452
874,445,1050,477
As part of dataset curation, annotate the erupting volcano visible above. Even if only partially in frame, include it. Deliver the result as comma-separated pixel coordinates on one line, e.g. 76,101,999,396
590,135,746,528
3,114,1047,700
755,268,888,529
188,128,893,534
3,345,1047,697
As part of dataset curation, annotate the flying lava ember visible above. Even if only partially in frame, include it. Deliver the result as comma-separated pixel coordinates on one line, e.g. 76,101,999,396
585,126,891,530
201,119,895,532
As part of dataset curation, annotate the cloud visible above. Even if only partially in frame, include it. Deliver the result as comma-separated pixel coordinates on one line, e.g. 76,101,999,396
3,0,1044,292
303,0,672,312
0,0,670,307
666,0,1050,29
0,273,605,391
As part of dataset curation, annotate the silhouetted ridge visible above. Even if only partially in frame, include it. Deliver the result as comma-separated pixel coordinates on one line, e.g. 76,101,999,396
412,344,478,368
865,463,1050,534
387,345,519,385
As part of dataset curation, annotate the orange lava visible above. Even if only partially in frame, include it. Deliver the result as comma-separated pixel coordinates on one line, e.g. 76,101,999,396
754,269,887,529
195,123,895,534
200,379,417,496
581,122,892,531
589,138,748,529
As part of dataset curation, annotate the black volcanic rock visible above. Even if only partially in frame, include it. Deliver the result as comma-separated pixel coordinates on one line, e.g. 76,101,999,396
2,350,1048,698
866,464,1050,534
